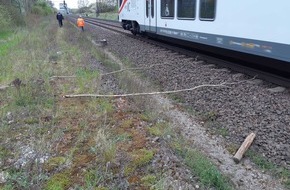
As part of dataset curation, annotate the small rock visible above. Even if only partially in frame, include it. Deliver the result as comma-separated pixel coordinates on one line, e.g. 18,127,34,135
152,137,160,142
245,165,252,170
0,171,8,183
216,68,229,72
233,73,244,78
237,179,244,186
6,112,13,120
247,79,263,85
267,86,286,93
195,184,199,189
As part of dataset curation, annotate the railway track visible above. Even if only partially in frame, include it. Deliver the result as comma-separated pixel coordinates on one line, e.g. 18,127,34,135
75,16,290,88
68,16,290,172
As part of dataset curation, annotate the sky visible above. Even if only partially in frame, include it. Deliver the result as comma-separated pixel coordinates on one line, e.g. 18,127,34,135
52,0,95,9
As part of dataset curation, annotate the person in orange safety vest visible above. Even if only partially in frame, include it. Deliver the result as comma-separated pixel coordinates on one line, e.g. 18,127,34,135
77,15,85,31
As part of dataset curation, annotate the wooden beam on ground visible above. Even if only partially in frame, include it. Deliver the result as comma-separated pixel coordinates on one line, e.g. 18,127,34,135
0,85,10,90
233,132,256,163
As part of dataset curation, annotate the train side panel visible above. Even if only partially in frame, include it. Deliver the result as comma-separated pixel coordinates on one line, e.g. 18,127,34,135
119,0,145,34
119,0,290,63
155,1,290,43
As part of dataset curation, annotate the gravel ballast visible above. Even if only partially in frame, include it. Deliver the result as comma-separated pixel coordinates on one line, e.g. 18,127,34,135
84,22,289,189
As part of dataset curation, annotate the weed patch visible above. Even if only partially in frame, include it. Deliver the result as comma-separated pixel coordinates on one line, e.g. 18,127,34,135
148,121,169,136
125,148,154,176
45,170,71,190
0,33,21,58
246,150,290,188
168,133,232,190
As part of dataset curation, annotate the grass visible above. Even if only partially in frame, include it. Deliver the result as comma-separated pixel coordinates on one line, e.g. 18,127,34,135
0,32,24,74
124,148,155,176
45,170,71,190
141,174,157,187
44,156,66,171
0,14,111,189
0,31,11,39
169,137,232,190
97,12,118,20
148,121,169,136
185,150,232,190
75,68,100,93
246,150,290,188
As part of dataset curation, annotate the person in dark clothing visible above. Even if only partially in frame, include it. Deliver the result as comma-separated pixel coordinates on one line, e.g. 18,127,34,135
56,12,64,27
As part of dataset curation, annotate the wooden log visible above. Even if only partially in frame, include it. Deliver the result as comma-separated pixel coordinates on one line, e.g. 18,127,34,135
233,132,256,163
0,85,10,90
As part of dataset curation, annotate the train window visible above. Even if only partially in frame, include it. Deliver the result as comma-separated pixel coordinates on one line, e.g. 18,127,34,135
199,0,216,20
146,0,149,18
151,0,154,18
177,0,196,19
161,0,174,18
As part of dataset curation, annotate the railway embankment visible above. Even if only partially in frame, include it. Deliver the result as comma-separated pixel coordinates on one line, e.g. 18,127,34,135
84,17,290,189
0,15,289,190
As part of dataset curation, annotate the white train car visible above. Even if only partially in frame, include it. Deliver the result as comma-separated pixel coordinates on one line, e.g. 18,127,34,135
118,0,290,71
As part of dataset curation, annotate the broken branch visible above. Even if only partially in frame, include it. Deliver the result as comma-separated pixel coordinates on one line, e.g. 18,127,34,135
64,84,229,98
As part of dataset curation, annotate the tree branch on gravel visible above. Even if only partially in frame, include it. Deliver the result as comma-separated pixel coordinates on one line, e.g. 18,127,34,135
63,77,257,98
64,83,230,98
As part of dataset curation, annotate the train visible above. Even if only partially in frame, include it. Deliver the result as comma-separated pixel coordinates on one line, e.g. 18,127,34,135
59,2,70,15
118,0,290,74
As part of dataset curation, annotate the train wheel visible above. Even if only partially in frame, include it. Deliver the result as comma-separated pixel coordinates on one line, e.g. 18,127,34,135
131,30,137,35
131,21,140,35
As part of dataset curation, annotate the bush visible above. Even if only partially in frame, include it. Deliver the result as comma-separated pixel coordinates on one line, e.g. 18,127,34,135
0,4,25,31
95,2,116,13
8,6,25,26
0,5,12,32
31,1,53,16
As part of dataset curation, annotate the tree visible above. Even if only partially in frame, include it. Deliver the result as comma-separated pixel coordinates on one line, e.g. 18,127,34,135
78,0,89,8
95,0,117,16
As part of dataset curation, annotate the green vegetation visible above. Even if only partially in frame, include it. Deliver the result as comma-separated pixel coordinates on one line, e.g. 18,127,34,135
0,32,10,39
97,12,118,20
141,174,158,187
44,157,66,171
169,136,232,190
31,1,54,16
83,169,100,188
246,150,290,188
0,33,22,57
148,121,169,136
120,118,134,128
45,170,71,190
0,0,54,34
125,148,154,175
0,5,12,32
185,149,232,190
75,68,100,93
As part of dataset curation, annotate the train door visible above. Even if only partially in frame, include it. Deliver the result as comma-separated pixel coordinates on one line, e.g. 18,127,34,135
145,0,157,33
